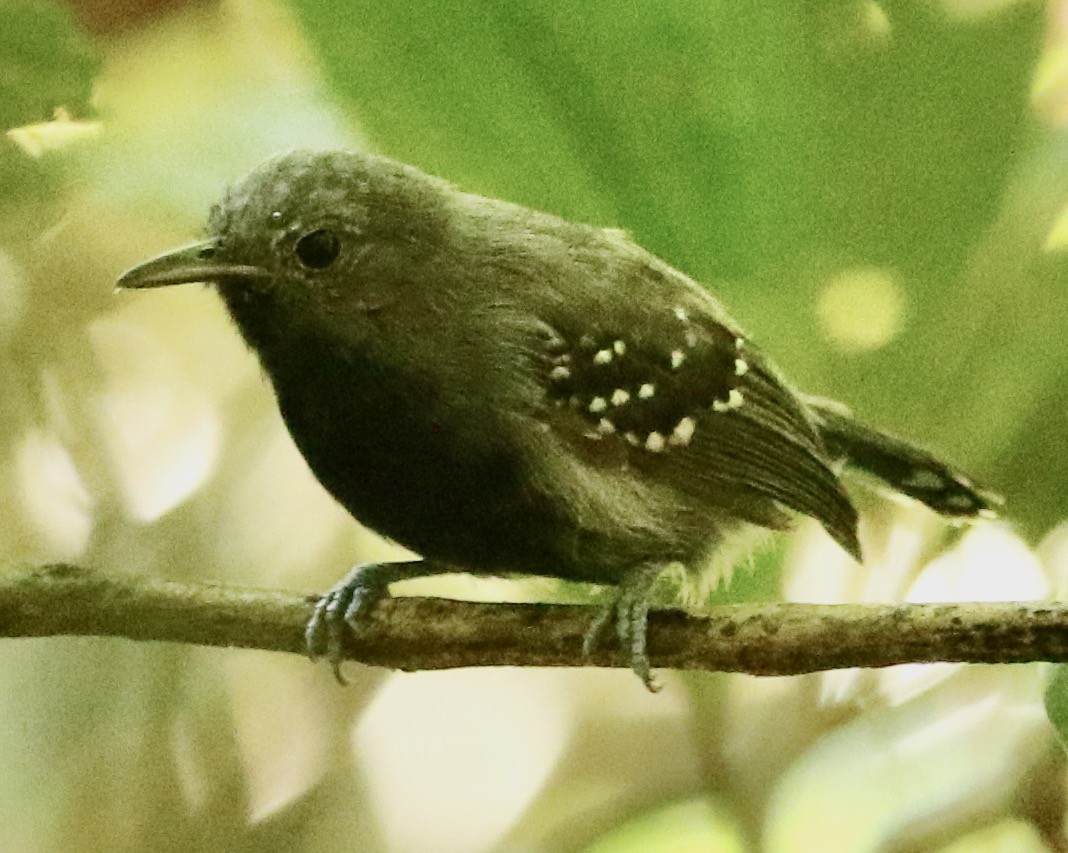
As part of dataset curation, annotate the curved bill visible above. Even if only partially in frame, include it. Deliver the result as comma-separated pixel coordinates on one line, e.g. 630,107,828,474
117,240,269,289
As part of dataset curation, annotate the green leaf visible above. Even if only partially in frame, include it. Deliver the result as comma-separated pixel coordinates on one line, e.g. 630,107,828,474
0,138,68,241
0,0,99,130
285,1,1039,282
0,0,99,238
1044,664,1068,751
283,0,828,278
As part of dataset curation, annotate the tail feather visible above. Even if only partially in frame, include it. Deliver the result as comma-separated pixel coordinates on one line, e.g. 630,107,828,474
805,397,1002,519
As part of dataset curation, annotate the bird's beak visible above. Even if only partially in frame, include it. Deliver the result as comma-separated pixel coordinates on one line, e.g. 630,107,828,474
116,240,269,289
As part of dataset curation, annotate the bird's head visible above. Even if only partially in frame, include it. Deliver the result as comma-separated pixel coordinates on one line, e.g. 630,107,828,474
118,149,449,349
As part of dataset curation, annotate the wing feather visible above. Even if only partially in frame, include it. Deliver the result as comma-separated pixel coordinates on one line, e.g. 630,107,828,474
535,292,861,560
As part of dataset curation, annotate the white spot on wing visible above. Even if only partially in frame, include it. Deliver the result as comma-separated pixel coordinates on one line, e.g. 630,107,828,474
593,349,613,365
669,416,696,446
597,418,616,434
613,339,626,356
671,350,686,369
611,389,630,406
589,397,607,413
734,358,749,376
713,389,744,412
638,383,655,399
645,432,666,452
549,366,570,381
902,468,949,490
674,307,688,322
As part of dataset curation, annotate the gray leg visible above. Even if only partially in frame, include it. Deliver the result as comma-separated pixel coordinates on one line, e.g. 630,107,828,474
581,565,664,691
306,560,445,683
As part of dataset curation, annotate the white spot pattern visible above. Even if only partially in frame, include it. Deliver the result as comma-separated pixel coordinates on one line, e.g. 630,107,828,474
546,327,752,454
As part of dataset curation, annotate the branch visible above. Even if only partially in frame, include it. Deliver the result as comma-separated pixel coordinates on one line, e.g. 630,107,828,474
1,564,1068,676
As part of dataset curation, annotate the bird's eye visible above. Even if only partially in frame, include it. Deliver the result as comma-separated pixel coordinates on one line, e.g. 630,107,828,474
295,228,341,269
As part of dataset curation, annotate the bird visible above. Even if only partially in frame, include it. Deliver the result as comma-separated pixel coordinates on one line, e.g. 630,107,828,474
117,149,999,689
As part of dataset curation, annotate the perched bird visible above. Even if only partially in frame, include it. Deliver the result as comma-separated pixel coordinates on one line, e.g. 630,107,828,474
118,149,998,689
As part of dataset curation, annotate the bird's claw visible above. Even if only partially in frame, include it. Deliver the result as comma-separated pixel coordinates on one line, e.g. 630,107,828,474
581,567,663,692
305,563,390,684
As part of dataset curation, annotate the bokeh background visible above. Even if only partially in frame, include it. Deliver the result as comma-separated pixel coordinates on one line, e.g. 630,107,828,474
4,0,1068,849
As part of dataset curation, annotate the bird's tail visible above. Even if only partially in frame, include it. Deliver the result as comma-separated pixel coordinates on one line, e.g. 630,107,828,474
805,396,1002,519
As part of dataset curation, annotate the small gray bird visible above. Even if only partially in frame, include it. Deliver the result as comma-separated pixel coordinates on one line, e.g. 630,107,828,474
118,149,998,689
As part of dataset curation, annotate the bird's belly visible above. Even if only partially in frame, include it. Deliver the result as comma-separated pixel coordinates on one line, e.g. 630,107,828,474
275,385,573,575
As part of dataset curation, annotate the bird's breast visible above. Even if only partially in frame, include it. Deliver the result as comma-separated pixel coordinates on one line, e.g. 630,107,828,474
263,339,566,572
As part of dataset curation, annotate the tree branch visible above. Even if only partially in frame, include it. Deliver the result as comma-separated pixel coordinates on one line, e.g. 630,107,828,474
1,564,1067,676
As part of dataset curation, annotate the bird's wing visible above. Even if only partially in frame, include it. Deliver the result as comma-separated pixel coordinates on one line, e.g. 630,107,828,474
533,277,861,560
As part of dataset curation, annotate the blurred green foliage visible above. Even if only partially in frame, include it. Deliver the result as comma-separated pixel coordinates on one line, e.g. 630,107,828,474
0,0,99,233
0,0,98,129
289,0,1038,277
1046,663,1068,751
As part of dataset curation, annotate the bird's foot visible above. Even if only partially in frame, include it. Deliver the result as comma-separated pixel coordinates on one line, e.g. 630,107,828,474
581,565,664,692
305,560,429,684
